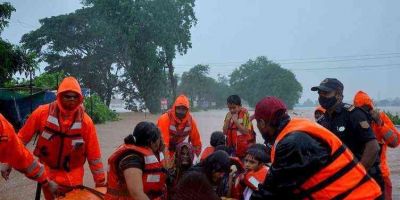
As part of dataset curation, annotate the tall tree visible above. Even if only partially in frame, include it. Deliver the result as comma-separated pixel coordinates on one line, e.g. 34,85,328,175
0,2,36,86
179,64,212,103
0,2,14,32
21,8,120,107
179,65,232,108
22,0,196,113
83,0,197,113
154,0,197,99
230,56,302,109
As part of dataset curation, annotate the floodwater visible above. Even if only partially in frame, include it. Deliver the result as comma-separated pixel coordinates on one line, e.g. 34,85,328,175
0,108,399,199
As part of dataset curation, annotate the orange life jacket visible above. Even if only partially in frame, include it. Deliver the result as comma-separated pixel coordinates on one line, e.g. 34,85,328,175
105,144,167,200
271,118,382,200
226,108,251,158
372,112,400,179
232,163,266,199
244,165,269,191
167,111,192,152
200,146,215,162
0,114,48,183
33,102,86,171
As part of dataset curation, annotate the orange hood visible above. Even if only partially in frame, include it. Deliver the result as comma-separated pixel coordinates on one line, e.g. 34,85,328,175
170,95,191,123
353,90,374,109
56,76,84,114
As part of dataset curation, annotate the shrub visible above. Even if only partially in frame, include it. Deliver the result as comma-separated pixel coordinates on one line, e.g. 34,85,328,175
384,111,400,125
84,95,118,124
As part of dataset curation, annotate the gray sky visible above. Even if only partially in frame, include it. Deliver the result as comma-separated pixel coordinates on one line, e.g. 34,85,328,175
2,0,400,103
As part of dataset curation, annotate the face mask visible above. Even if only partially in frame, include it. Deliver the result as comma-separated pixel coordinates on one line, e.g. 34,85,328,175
319,96,337,109
175,112,186,119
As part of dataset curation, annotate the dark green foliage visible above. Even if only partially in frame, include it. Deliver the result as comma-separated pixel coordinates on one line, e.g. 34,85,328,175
384,111,400,125
22,0,197,113
0,2,15,32
84,95,118,124
230,56,302,109
21,8,119,107
0,2,37,86
179,65,232,109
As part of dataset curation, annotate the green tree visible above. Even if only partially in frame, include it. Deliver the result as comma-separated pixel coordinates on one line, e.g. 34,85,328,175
21,0,196,113
84,95,118,124
0,2,14,32
0,2,36,86
179,65,232,109
302,98,317,107
230,56,302,109
179,65,211,103
21,8,120,107
155,0,197,99
83,0,196,113
213,75,233,108
31,71,66,89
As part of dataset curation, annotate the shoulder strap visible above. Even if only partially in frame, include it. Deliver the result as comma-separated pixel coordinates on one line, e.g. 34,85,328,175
343,103,355,112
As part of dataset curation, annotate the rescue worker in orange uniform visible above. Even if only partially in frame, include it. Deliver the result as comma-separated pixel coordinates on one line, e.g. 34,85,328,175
354,90,400,200
157,95,202,160
0,114,58,198
105,121,167,200
16,77,106,199
232,144,269,200
200,131,225,162
223,95,253,159
251,96,381,200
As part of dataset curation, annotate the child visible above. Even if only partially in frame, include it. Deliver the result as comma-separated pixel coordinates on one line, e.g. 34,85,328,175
233,144,270,200
200,131,226,162
223,95,253,159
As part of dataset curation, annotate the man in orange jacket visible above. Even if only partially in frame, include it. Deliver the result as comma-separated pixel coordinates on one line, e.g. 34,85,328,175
15,76,106,199
0,114,58,198
251,96,381,199
354,90,400,200
157,95,202,161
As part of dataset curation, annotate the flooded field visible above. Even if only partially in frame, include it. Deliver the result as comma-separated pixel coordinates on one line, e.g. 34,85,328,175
0,108,399,199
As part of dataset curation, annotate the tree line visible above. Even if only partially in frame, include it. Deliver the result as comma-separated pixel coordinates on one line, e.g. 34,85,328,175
1,1,303,113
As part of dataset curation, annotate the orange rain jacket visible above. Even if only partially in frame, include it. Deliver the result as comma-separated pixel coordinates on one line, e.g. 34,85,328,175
353,90,400,178
157,95,202,156
271,118,381,199
0,114,48,183
200,146,215,162
18,77,106,187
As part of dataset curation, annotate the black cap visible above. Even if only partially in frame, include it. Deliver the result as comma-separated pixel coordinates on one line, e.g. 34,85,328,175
311,78,344,92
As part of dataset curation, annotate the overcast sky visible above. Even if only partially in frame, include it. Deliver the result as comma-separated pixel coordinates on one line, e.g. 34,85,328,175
2,0,400,103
